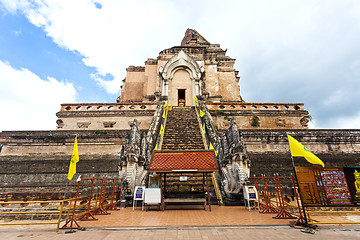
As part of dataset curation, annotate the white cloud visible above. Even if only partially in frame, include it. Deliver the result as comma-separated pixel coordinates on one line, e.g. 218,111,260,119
322,90,347,107
1,0,173,97
0,60,76,131
0,0,29,14
90,73,119,95
333,113,360,129
311,111,360,129
1,0,360,129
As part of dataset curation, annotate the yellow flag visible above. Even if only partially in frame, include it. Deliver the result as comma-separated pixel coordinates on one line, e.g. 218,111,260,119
200,109,205,117
162,109,166,118
164,101,168,108
67,137,79,180
203,123,206,133
287,135,324,167
209,142,217,157
154,144,158,150
194,95,198,102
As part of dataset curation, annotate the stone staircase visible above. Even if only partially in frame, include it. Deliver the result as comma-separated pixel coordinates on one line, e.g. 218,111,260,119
159,106,219,205
161,107,204,150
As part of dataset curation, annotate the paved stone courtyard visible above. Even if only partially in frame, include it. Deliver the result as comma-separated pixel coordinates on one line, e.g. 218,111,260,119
1,225,360,240
1,206,359,239
79,206,290,227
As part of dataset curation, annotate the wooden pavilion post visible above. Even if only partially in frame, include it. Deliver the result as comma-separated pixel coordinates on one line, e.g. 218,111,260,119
206,173,211,212
159,173,164,211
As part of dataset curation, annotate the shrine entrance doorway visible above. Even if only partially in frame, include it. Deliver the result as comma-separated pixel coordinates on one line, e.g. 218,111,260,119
170,69,193,106
178,89,186,106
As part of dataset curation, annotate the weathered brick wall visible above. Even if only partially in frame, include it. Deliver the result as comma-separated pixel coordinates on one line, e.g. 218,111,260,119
240,129,360,177
56,104,156,130
208,103,309,130
0,130,129,200
1,129,359,200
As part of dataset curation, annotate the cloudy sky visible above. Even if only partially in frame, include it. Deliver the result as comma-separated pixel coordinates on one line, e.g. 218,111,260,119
0,0,359,131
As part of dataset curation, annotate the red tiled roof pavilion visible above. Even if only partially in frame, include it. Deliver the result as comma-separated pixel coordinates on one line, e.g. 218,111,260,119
149,150,218,172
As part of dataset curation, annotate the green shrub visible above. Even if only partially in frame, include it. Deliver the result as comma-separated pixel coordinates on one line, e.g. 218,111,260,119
94,130,108,134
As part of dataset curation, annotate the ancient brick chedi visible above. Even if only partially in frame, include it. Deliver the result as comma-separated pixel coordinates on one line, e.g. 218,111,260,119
56,29,309,131
1,29,359,201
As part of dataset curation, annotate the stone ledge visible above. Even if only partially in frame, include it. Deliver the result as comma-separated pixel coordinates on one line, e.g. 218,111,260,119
56,110,155,118
241,129,360,142
59,102,158,112
206,102,306,111
210,110,308,116
0,130,130,139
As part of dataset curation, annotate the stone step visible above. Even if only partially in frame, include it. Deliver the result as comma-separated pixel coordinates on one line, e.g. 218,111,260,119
162,136,203,140
162,143,203,146
162,142,203,145
163,131,202,134
162,141,203,145
161,106,204,150
162,147,204,149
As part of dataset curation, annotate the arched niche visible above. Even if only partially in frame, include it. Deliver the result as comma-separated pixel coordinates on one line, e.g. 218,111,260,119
159,50,204,106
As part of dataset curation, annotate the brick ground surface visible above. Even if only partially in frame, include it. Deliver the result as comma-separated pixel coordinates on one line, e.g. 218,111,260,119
1,225,360,240
78,206,290,227
1,206,359,239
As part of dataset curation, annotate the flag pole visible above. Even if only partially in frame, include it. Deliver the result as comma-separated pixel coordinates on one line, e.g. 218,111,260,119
64,134,78,200
288,134,309,226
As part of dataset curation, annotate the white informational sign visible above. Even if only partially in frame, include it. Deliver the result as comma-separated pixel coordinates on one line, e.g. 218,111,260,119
180,176,187,181
134,186,145,200
244,186,258,200
133,186,145,211
243,186,259,211
144,188,161,205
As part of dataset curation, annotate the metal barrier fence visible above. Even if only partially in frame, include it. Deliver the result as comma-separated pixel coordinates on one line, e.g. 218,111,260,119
249,175,305,225
0,177,123,232
0,198,78,232
249,175,360,226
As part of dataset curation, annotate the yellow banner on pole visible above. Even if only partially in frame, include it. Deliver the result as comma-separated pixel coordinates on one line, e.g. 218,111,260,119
287,135,324,167
67,137,79,180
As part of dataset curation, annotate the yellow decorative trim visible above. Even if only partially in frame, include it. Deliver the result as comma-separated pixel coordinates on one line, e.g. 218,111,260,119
158,104,169,150
194,103,208,149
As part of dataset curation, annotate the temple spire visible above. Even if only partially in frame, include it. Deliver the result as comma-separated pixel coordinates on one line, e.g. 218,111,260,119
181,28,211,46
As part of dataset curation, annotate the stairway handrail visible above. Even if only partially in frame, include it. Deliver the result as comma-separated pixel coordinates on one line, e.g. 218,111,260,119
194,101,208,149
157,103,169,150
194,100,224,205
